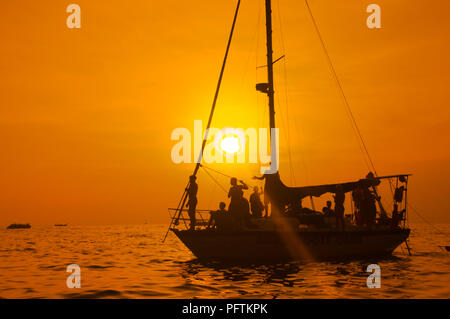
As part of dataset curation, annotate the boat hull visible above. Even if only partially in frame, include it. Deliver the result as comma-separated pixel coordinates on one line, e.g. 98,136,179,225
172,228,410,262
6,224,31,230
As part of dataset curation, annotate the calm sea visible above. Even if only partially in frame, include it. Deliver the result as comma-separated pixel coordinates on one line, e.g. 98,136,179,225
0,223,448,299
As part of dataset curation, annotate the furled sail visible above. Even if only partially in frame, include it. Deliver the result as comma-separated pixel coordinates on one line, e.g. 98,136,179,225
264,173,382,209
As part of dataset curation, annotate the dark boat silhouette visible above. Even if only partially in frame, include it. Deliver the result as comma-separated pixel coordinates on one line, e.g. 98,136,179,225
170,173,410,261
165,0,411,262
172,228,409,261
54,224,68,227
7,223,31,230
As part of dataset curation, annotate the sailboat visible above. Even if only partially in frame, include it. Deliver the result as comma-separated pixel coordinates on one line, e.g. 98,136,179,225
165,0,410,262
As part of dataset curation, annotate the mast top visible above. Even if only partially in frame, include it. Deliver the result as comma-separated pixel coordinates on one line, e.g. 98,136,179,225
263,0,276,131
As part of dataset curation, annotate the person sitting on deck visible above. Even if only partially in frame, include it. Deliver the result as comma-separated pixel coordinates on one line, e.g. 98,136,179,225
186,175,198,231
284,200,326,228
207,202,227,230
322,200,334,217
249,186,264,218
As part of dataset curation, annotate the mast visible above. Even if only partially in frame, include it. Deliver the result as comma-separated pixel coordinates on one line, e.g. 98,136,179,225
164,0,241,239
256,0,276,142
265,0,276,132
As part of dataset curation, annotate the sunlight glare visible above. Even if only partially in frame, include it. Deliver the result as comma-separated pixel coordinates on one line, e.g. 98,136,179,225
219,135,241,155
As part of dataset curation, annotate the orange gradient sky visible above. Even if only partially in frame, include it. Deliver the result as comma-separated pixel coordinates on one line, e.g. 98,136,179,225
1,0,449,225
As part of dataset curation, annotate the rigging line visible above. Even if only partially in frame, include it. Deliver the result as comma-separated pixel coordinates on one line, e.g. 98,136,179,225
201,168,220,209
274,91,292,184
282,57,296,186
162,181,189,242
304,0,377,175
238,0,262,98
255,0,262,60
256,1,267,137
286,78,312,186
201,164,257,189
275,0,296,185
271,70,294,185
256,55,285,68
408,203,448,237
200,166,229,194
193,0,241,174
171,0,241,232
201,164,233,179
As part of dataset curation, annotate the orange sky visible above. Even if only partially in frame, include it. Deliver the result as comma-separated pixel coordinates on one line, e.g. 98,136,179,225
1,0,449,225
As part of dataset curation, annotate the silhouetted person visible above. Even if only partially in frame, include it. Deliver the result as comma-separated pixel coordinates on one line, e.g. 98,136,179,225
359,187,377,229
186,175,198,231
252,174,270,217
352,185,364,226
208,202,227,229
390,204,401,229
366,190,377,230
249,186,264,218
322,200,334,217
228,177,248,214
390,186,406,229
235,195,250,229
334,185,345,230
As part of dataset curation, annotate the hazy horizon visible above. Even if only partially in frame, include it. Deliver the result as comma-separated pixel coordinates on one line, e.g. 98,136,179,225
1,0,449,225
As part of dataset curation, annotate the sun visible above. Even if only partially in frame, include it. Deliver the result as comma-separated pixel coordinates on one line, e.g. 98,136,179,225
213,128,245,156
219,135,241,155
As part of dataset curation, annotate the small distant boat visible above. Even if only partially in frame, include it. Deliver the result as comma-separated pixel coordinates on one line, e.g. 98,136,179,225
54,224,68,227
7,223,31,229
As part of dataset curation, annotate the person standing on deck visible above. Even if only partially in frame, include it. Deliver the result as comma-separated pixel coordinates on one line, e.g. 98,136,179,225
186,175,198,231
334,185,345,230
366,190,378,230
237,195,251,229
352,185,364,226
252,174,270,217
228,177,248,214
249,186,264,218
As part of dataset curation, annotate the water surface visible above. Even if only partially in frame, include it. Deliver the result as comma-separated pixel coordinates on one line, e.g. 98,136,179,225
0,223,448,298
